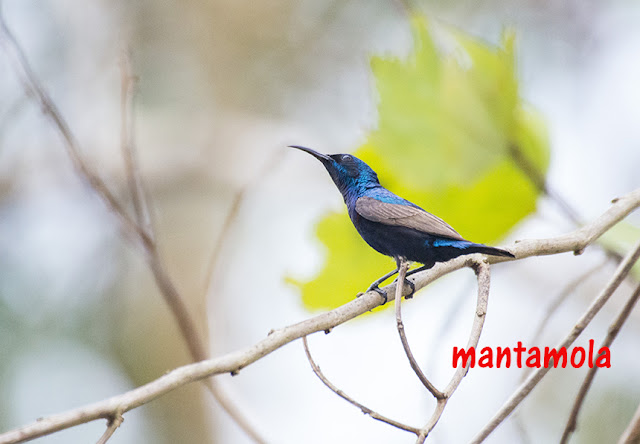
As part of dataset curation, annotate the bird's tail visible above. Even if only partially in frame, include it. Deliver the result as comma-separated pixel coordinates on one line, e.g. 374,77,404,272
471,244,515,258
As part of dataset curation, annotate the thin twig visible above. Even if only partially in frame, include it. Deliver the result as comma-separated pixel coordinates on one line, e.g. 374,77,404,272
471,239,640,444
302,336,420,434
0,12,149,249
1,190,640,443
522,258,609,384
119,47,151,235
508,144,623,263
619,401,640,444
443,260,491,396
3,6,640,444
0,15,266,444
117,53,210,375
95,413,124,444
394,258,443,399
508,144,582,226
119,44,266,444
201,148,285,299
560,281,640,443
414,260,492,443
197,152,287,444
0,14,196,358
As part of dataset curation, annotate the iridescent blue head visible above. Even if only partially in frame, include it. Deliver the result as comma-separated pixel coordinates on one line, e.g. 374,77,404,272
290,145,381,202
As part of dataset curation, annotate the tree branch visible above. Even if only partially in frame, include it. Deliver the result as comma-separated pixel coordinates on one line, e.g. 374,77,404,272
0,12,149,249
415,260,491,443
394,259,443,399
301,258,491,443
470,239,640,444
3,5,639,444
302,336,420,434
119,47,151,236
508,144,583,226
0,186,639,443
95,412,124,444
0,13,267,444
528,259,609,351
201,148,285,298
560,281,640,443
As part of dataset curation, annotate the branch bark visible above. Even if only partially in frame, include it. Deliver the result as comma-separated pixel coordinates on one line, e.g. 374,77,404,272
2,6,639,444
0,14,266,444
470,239,640,444
394,259,443,399
415,260,491,443
560,281,640,443
95,412,124,444
302,336,420,434
0,187,638,443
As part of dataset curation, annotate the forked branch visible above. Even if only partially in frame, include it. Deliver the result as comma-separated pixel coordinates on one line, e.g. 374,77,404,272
302,336,420,434
560,281,640,443
471,239,640,443
0,186,638,443
0,13,265,444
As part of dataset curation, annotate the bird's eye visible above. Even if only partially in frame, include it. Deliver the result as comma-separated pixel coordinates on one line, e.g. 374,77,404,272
341,154,352,161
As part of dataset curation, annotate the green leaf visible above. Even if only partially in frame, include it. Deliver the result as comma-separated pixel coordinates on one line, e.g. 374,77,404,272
291,16,549,311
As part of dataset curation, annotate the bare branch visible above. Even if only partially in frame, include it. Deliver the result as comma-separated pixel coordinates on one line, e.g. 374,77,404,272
526,258,609,367
198,150,286,444
0,14,201,363
302,258,491,442
394,258,443,398
302,336,420,434
0,186,639,443
560,281,640,443
95,413,124,444
201,148,285,298
2,20,640,435
444,260,491,395
415,260,491,443
470,239,640,444
508,144,582,226
0,15,267,443
3,4,639,444
0,12,150,249
119,47,151,234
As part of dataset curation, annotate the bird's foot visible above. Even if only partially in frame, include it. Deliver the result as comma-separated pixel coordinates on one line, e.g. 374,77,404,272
392,277,415,299
362,284,388,304
404,278,415,299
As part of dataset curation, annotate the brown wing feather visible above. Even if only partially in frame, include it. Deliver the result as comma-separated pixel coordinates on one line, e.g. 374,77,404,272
355,196,464,241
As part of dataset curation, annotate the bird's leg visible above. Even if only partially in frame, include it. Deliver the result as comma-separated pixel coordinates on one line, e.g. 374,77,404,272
364,266,401,304
395,262,434,299
393,257,416,300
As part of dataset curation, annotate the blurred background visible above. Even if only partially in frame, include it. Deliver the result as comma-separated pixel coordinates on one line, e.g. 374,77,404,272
1,0,639,443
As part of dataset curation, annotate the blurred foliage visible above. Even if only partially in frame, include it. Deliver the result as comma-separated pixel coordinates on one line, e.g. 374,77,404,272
291,16,549,310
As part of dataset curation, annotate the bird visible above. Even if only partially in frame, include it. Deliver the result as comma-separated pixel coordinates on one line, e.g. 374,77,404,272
290,145,515,302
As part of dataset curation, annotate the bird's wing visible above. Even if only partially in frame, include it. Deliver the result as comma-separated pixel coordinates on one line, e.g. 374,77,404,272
355,196,464,241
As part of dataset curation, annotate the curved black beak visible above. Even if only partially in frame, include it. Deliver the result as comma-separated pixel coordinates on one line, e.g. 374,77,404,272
289,145,331,162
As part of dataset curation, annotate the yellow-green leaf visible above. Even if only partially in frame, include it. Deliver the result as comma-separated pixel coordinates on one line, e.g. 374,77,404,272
292,16,549,311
